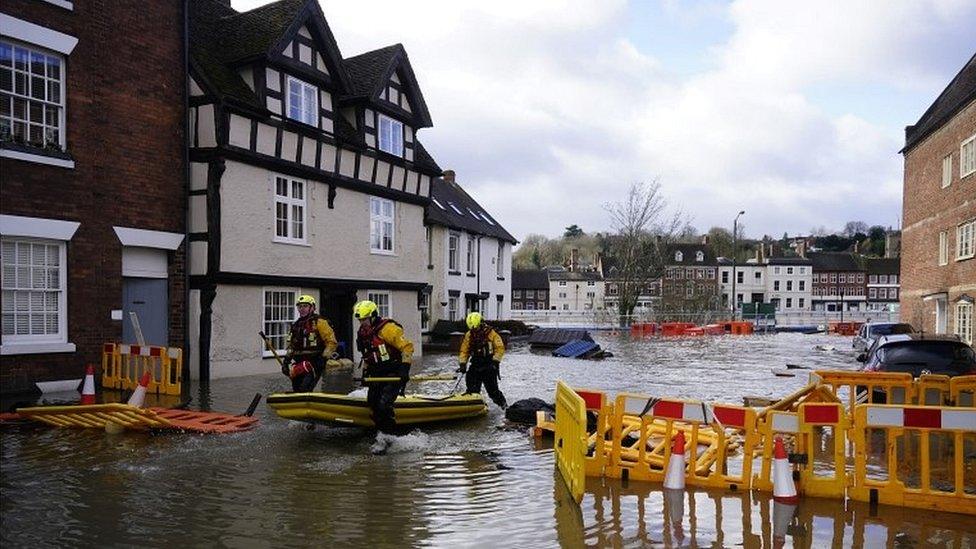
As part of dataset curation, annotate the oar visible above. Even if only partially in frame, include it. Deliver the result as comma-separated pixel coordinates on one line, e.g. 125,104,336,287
258,331,286,367
357,374,458,383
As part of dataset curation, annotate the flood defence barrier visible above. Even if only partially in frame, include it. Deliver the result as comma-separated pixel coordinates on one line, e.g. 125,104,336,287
101,343,183,395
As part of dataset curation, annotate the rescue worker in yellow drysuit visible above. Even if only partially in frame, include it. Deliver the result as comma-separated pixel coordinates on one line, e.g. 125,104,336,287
354,299,414,434
281,294,338,392
457,312,507,409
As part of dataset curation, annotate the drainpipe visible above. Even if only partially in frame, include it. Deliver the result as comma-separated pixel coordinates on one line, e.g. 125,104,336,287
181,0,191,387
476,236,481,312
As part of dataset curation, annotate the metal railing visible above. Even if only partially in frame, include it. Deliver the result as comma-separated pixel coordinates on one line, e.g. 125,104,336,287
510,309,899,328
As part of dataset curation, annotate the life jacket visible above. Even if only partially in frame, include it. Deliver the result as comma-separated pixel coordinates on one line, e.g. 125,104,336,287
290,313,325,355
469,327,494,359
357,318,403,367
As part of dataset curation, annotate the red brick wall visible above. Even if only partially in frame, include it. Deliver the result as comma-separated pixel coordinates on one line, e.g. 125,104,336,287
900,99,976,333
1,1,186,393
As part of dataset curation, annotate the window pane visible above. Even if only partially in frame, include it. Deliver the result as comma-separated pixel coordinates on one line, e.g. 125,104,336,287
292,180,303,200
276,177,287,197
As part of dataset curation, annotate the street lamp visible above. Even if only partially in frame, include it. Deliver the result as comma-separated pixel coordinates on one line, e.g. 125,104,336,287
731,210,745,319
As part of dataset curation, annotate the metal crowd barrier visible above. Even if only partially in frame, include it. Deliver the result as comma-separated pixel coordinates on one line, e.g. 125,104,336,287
553,374,976,515
101,343,183,396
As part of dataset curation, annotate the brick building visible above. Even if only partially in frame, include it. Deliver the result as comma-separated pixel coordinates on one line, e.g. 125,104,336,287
511,270,549,311
809,253,866,313
865,257,901,315
661,243,719,314
1,1,186,393
900,52,975,344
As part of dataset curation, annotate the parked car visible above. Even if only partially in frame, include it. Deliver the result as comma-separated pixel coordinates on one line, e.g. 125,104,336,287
852,322,917,353
857,334,976,377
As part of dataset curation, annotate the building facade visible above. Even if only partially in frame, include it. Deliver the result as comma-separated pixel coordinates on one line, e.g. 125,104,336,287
899,52,975,344
718,258,766,311
661,244,719,313
424,170,514,329
765,257,813,313
1,1,186,392
187,0,442,379
865,258,901,315
511,270,549,311
548,270,605,311
810,253,867,313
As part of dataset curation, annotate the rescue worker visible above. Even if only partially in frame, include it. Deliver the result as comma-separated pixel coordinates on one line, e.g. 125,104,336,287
457,312,507,409
354,300,414,435
281,294,338,392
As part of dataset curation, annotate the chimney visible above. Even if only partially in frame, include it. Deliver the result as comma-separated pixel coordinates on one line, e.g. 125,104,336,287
570,248,579,272
853,241,859,254
442,169,455,184
701,234,709,245
796,240,806,259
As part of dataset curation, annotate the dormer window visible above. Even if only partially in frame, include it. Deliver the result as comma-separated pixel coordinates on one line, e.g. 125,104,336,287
378,114,403,156
696,251,704,262
675,251,683,262
286,76,318,126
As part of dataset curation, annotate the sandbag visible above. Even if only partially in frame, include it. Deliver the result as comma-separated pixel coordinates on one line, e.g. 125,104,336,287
505,398,555,425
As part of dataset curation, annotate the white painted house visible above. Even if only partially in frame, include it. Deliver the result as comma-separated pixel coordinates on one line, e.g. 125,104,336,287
424,171,515,330
187,0,442,379
766,257,814,313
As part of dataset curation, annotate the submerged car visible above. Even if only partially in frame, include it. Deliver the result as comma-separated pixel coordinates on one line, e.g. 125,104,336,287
852,322,917,353
857,334,976,377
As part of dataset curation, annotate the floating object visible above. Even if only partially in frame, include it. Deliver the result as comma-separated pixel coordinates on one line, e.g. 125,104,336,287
267,392,487,428
785,364,810,370
242,393,262,417
528,328,593,349
36,378,83,394
814,345,836,352
772,437,799,504
742,396,777,407
772,369,796,377
663,430,687,490
149,408,259,434
126,371,152,408
15,403,257,434
80,366,96,405
552,339,602,358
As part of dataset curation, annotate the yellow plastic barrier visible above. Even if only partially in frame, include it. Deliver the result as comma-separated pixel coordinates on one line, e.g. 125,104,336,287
949,375,976,407
815,370,914,410
916,374,952,406
554,381,587,504
753,409,799,492
16,403,172,429
850,404,976,515
796,402,848,499
102,343,183,396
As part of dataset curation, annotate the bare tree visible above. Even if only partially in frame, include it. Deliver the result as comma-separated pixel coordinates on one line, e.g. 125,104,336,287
604,180,683,325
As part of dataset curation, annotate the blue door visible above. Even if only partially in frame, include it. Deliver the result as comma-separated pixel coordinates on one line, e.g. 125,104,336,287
122,278,168,346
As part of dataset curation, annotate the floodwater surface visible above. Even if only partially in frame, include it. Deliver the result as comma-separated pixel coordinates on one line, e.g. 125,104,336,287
2,333,974,547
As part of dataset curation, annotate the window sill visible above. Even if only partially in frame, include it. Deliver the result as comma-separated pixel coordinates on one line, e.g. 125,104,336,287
370,249,397,257
497,276,505,281
466,273,476,278
956,254,974,262
273,238,310,247
1,341,77,355
0,144,75,169
448,270,461,276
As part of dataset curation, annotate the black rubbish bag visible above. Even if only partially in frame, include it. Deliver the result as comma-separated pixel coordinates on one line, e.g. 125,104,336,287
505,398,555,425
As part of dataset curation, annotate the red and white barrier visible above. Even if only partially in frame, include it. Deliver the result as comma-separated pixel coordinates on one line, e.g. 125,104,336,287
865,406,976,430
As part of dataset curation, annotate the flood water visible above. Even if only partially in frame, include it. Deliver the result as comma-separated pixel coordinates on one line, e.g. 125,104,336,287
3,333,975,547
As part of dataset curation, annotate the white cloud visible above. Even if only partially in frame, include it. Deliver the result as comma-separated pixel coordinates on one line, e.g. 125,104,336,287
234,0,975,240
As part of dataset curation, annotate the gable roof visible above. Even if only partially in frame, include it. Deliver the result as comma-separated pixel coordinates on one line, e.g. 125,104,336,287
766,256,813,266
341,44,434,128
512,270,550,290
903,52,976,153
426,177,517,244
549,270,603,282
808,252,863,272
865,257,900,275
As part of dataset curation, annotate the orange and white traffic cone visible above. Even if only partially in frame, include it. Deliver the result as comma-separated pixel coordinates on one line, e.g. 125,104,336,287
663,430,687,490
772,436,799,504
80,364,96,405
126,371,152,408
772,500,797,549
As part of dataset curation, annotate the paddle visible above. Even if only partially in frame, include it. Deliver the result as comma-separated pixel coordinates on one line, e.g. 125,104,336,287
258,331,286,368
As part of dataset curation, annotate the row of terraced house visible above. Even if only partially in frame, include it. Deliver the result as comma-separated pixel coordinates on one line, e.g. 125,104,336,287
512,243,902,317
0,0,515,393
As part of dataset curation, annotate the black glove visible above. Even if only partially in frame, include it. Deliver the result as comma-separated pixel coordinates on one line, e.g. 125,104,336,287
281,356,293,376
491,359,500,368
457,363,467,374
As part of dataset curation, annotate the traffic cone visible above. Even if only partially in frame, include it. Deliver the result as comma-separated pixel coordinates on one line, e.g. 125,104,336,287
663,430,686,490
80,364,96,405
772,436,799,504
127,371,152,408
772,500,797,549
663,485,685,546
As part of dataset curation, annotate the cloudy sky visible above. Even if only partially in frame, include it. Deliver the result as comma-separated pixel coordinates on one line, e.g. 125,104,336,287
236,0,975,242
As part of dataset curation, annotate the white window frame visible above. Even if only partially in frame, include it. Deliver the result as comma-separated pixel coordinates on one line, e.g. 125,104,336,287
1,237,68,348
961,134,976,179
956,302,973,345
272,174,307,245
496,242,504,277
956,219,975,261
939,230,948,265
420,292,430,331
674,251,683,262
262,288,297,356
378,114,403,156
695,251,703,262
466,235,476,274
448,296,458,321
370,197,395,255
942,153,953,188
286,75,318,126
0,39,67,150
368,291,391,318
448,232,459,271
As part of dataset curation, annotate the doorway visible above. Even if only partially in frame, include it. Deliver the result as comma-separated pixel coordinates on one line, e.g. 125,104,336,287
122,278,168,346
321,289,358,358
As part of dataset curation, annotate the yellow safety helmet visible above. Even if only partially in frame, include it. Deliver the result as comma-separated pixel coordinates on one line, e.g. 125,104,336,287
466,311,483,330
296,294,316,307
353,300,378,319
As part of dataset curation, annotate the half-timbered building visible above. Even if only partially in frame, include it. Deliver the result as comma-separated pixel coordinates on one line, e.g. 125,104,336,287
187,0,441,379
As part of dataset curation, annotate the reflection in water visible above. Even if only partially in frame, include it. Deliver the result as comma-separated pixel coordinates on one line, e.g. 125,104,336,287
2,333,975,546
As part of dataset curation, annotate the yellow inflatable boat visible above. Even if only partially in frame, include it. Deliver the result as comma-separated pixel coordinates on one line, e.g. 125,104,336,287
266,392,488,428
